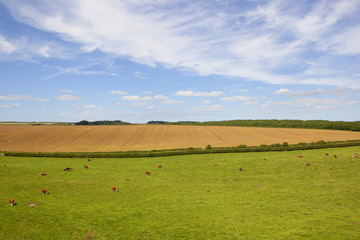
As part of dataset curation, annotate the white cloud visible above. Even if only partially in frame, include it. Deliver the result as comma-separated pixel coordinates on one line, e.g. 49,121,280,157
60,89,76,93
110,90,128,95
55,95,81,101
153,95,169,100
173,90,223,97
0,103,20,108
240,101,259,106
146,104,154,109
83,105,112,112
193,104,224,112
327,25,360,55
160,100,184,105
274,88,290,94
121,95,152,101
0,94,48,101
130,102,151,106
0,35,16,53
2,0,360,87
290,89,326,97
222,95,265,101
201,100,211,104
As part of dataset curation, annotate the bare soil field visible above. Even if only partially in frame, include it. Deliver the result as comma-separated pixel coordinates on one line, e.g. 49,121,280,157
0,125,360,152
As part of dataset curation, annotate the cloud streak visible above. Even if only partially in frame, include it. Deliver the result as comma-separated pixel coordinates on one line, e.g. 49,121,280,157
2,0,359,87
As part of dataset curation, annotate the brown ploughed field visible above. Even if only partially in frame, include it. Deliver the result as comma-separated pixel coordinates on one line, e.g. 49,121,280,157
0,125,359,152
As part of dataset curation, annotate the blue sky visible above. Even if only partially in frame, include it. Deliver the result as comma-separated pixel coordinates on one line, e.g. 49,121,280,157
0,0,360,123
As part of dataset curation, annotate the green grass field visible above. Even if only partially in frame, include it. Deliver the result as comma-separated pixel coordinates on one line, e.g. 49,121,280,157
1,146,359,239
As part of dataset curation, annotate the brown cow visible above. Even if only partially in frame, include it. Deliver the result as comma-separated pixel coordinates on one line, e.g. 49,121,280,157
41,189,48,194
39,173,47,176
9,198,14,206
64,167,73,171
334,154,338,158
87,159,91,162
214,164,219,166
157,165,162,168
84,165,89,169
145,171,152,175
239,167,243,171
112,187,118,192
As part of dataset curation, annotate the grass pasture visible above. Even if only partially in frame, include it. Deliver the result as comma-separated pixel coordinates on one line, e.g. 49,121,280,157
1,146,360,239
1,125,360,152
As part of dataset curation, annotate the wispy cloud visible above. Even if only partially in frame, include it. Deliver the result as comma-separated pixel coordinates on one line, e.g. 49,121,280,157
274,88,290,94
193,104,224,112
222,96,265,101
173,90,223,97
121,95,152,101
160,100,184,105
82,104,112,112
0,94,48,101
110,90,128,95
55,95,81,101
153,95,169,100
60,89,76,93
0,103,20,107
0,35,16,53
2,0,360,86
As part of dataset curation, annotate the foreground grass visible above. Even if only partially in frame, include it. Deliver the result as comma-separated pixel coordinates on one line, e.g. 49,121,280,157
0,147,359,239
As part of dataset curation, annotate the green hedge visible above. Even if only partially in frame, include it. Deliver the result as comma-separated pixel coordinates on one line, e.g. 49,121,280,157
2,140,360,158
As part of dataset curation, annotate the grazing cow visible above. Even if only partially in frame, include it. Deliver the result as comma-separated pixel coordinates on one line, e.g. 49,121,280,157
353,155,358,158
39,173,47,176
145,171,152,175
296,155,303,158
239,167,243,171
263,158,266,160
330,167,333,170
305,163,310,166
126,179,130,182
64,167,73,171
87,159,91,162
112,187,118,192
41,189,48,194
354,153,359,156
214,164,219,166
84,165,89,169
325,153,329,156
157,165,162,168
334,154,338,158
9,198,14,206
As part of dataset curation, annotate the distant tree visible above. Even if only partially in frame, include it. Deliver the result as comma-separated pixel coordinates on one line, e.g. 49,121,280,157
205,144,212,150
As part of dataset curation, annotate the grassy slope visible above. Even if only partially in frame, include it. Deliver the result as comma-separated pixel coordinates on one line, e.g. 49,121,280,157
0,146,359,239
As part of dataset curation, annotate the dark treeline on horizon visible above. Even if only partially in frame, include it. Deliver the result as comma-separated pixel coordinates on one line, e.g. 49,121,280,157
147,119,360,131
74,120,131,125
73,119,360,131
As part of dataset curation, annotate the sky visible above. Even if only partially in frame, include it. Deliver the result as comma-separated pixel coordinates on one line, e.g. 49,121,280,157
0,0,360,123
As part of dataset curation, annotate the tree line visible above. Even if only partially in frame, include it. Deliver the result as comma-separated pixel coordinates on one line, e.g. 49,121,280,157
147,119,360,131
74,120,131,125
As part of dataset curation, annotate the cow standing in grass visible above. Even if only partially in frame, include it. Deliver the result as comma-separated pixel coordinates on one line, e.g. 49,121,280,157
9,198,14,206
146,171,152,175
41,189,48,194
112,187,118,192
84,165,89,169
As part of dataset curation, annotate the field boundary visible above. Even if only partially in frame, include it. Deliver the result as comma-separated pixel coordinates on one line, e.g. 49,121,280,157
2,139,360,158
